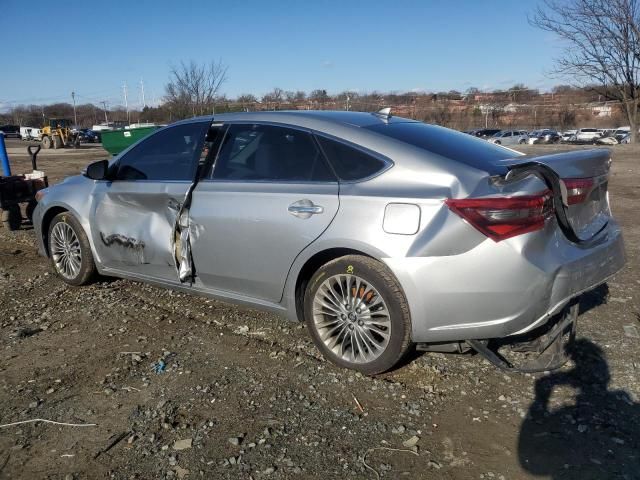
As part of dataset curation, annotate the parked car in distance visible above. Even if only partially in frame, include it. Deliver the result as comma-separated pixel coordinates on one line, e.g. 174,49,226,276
77,128,100,143
528,129,561,144
0,124,21,139
574,128,602,143
20,126,41,140
468,128,501,139
599,129,615,138
560,130,577,143
614,128,630,141
33,111,626,374
619,133,631,144
595,136,618,145
488,129,529,145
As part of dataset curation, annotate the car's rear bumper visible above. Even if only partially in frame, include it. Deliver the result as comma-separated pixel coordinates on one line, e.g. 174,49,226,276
384,220,626,343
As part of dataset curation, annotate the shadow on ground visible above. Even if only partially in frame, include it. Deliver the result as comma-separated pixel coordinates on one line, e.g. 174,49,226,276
518,338,640,479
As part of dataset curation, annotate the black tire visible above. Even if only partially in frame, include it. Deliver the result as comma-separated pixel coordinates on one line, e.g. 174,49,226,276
47,212,97,286
42,135,52,149
495,140,501,145
1,205,22,230
519,139,526,144
304,255,412,375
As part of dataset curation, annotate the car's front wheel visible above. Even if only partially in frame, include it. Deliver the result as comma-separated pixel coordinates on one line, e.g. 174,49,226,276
304,255,412,375
48,212,96,286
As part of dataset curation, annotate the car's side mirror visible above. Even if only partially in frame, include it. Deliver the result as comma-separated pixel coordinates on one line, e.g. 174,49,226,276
84,159,109,180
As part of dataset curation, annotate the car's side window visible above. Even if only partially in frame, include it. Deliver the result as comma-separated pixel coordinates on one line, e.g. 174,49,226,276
210,124,335,182
316,136,388,182
115,122,209,181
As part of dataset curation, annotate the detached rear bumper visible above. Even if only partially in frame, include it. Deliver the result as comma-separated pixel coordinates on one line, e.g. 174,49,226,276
384,220,626,343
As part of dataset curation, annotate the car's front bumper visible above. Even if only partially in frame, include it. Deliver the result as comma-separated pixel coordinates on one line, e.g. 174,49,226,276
384,221,626,343
33,203,47,257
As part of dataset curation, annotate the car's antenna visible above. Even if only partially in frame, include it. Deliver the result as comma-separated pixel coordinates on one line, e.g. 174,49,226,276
372,107,392,122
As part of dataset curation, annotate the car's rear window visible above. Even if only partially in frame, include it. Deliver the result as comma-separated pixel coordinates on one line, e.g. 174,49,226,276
365,122,515,172
316,136,388,181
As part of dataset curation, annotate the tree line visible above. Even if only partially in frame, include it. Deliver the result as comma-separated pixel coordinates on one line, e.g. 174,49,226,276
2,0,638,138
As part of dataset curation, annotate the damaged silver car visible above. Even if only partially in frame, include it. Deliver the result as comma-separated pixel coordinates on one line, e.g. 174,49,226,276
33,111,626,374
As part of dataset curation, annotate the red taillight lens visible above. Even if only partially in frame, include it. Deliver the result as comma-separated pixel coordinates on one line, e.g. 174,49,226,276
563,178,594,205
445,191,554,242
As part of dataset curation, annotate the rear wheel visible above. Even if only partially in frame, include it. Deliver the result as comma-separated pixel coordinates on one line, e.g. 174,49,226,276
42,135,52,149
495,140,501,145
304,255,412,375
48,212,96,285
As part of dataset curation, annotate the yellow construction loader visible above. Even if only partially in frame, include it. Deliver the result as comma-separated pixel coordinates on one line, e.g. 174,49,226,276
40,118,79,149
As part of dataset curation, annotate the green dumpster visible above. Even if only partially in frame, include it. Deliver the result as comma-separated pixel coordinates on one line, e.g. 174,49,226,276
100,126,161,155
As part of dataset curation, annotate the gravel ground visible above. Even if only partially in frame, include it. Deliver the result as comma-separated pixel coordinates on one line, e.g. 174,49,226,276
0,139,638,479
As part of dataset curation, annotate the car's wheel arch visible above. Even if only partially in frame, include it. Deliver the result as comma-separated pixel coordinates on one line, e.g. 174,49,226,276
285,242,389,322
41,205,71,256
40,203,95,260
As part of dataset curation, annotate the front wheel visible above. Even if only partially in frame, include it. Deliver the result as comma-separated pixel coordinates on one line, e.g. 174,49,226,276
48,212,96,285
42,136,52,149
304,255,412,375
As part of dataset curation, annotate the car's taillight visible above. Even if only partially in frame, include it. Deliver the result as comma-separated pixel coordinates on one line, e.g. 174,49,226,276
445,191,554,242
563,178,594,205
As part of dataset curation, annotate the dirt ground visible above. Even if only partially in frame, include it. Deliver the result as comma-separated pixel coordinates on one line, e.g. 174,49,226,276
0,138,638,480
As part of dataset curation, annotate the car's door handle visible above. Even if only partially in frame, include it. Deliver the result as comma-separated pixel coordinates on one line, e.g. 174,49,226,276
288,199,324,218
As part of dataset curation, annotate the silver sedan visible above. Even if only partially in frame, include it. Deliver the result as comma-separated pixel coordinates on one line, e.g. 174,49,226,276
488,129,530,146
33,111,625,374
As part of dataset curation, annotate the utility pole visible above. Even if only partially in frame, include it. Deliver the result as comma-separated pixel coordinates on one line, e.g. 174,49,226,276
140,78,146,109
123,82,130,124
71,91,78,127
101,101,109,123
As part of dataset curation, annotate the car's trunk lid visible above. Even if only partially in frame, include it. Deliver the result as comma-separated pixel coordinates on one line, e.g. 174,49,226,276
492,149,611,243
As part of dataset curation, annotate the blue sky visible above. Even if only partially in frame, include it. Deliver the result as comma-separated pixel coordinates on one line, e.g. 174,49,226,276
0,0,563,110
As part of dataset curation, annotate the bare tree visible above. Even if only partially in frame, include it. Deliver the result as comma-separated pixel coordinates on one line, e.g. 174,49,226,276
237,94,258,111
530,0,640,142
309,89,330,106
164,60,228,119
262,88,284,109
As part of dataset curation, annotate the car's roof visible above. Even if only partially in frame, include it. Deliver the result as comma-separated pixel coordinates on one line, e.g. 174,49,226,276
175,110,418,130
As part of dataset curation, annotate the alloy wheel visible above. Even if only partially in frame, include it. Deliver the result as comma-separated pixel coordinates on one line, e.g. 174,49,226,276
312,274,391,364
50,222,82,280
